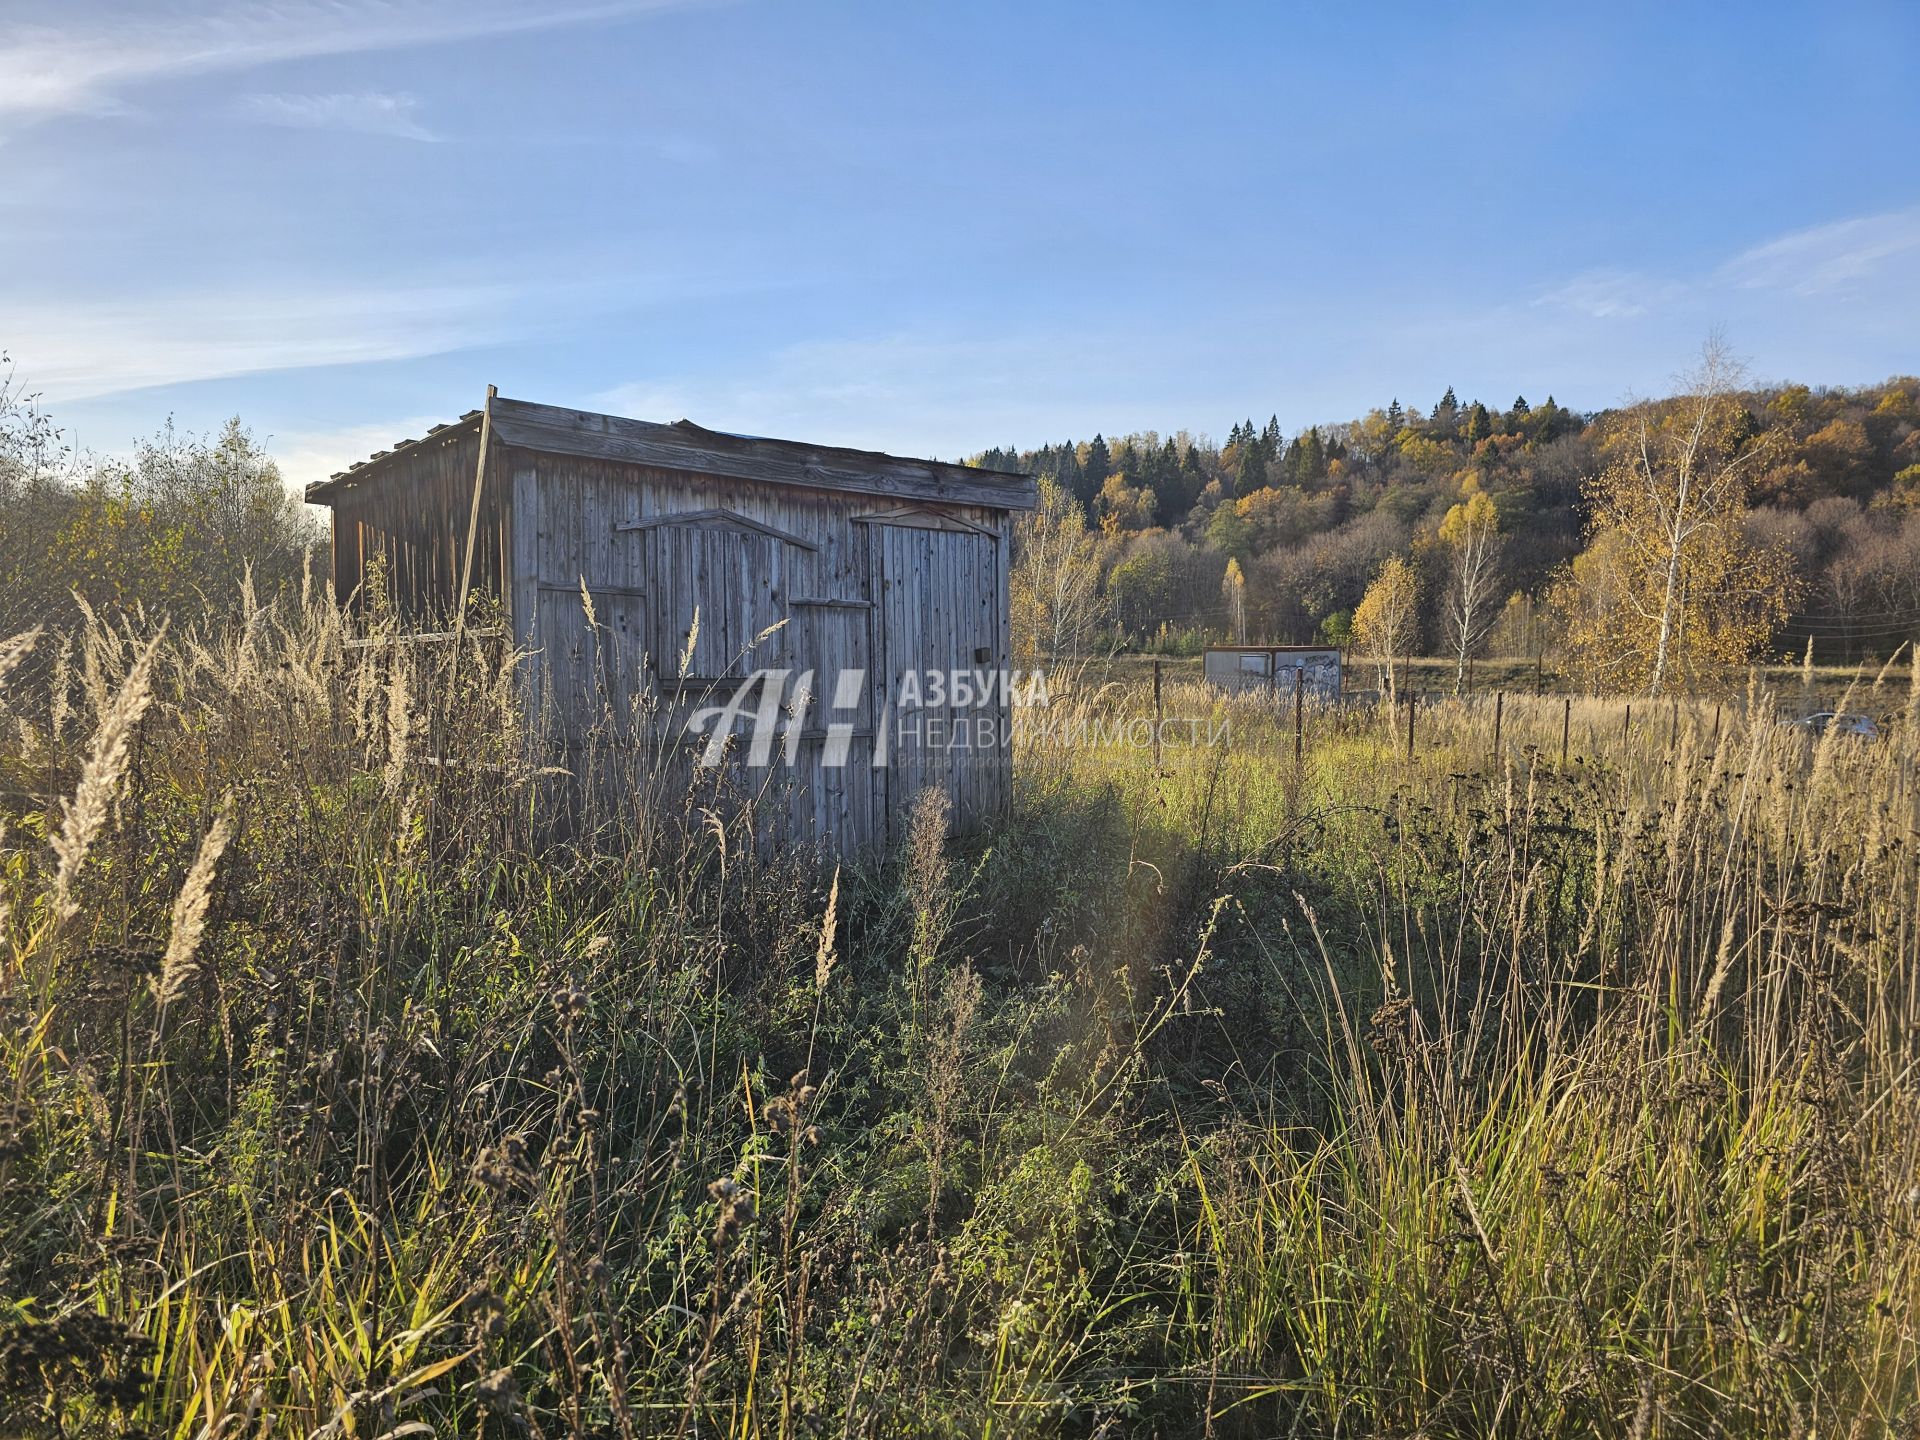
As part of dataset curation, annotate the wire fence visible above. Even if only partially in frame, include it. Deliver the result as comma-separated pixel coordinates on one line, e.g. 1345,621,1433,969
1015,660,1920,797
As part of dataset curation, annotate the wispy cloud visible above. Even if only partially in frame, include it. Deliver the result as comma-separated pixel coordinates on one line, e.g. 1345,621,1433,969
0,0,702,124
239,90,439,141
7,282,512,401
1532,205,1920,331
1718,208,1920,295
1534,268,1683,320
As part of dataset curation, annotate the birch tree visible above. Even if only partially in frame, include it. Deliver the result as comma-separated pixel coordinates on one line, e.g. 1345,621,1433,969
1222,557,1247,643
1438,486,1503,690
1562,339,1796,695
1354,555,1418,701
1010,476,1108,671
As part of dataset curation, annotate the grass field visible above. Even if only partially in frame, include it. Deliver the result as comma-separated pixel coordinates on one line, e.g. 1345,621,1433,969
2,604,1917,1437
1091,647,1916,713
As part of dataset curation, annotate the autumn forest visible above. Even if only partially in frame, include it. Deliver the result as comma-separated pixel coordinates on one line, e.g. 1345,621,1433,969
982,347,1920,691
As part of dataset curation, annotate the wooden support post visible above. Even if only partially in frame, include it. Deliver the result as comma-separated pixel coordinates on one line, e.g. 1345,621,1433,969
1623,703,1632,746
455,384,496,638
1294,665,1304,769
449,384,497,707
1712,704,1722,748
1561,696,1571,765
1405,691,1416,760
1492,691,1503,766
1152,659,1163,770
1668,699,1678,751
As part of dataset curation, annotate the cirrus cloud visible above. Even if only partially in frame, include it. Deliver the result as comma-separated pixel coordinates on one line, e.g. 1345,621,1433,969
0,0,710,126
238,90,439,141
1718,208,1920,296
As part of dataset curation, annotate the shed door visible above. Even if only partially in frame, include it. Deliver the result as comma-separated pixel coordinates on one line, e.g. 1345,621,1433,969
534,583,648,746
873,524,1003,841
648,524,789,684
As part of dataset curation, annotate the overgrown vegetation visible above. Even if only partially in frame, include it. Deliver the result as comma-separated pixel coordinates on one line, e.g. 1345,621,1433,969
3,596,1915,1437
0,353,318,637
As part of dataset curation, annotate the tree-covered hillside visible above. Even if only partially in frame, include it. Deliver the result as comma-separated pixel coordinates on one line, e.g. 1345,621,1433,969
978,375,1920,664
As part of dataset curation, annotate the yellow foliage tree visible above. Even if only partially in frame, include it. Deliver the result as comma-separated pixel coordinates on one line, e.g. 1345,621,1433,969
1096,472,1157,535
1437,487,1502,690
1395,431,1451,474
1011,475,1109,669
1222,557,1247,643
1354,554,1418,700
1559,341,1798,695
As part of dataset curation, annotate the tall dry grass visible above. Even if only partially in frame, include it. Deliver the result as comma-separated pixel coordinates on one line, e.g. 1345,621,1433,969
0,599,1914,1437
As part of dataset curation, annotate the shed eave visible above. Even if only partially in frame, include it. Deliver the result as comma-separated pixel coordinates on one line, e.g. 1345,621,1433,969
303,396,1038,511
304,412,484,506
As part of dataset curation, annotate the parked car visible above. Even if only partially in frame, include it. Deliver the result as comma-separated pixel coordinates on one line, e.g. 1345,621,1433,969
1790,711,1880,739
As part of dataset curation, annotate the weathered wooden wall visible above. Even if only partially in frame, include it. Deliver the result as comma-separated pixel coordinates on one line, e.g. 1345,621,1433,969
327,425,508,624
512,454,1014,853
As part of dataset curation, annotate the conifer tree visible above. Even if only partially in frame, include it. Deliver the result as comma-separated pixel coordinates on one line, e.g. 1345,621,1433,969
1301,426,1326,482
1234,440,1265,497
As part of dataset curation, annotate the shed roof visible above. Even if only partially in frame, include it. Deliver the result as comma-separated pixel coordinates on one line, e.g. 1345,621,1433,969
305,396,1037,510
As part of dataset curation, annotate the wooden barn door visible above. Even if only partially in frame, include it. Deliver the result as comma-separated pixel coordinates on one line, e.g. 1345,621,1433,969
873,522,1002,842
532,583,649,747
644,525,790,685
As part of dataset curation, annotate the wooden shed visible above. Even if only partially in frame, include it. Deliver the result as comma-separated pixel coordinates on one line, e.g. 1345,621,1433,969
305,394,1037,852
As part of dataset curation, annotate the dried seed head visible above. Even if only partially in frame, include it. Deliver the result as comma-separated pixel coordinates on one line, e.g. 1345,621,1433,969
50,630,164,921
153,795,238,1007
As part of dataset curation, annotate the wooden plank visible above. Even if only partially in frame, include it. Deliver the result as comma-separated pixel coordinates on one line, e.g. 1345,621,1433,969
615,507,821,551
851,505,997,536
487,401,1037,510
538,582,652,599
508,465,542,740
454,387,493,639
343,626,504,651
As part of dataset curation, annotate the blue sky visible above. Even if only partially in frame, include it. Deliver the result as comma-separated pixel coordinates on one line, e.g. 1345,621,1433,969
4,0,1918,491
